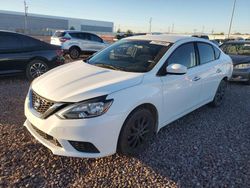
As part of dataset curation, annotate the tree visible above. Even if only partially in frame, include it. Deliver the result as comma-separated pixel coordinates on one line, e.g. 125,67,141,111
117,28,121,33
126,29,133,34
69,26,75,30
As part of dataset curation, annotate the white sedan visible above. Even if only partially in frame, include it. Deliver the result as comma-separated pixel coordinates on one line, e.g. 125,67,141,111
24,35,233,158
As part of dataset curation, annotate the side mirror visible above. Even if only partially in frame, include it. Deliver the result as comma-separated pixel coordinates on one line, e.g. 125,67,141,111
166,64,187,75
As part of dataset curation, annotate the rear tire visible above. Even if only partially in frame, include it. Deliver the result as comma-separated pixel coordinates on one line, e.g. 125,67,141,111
26,59,48,81
209,79,227,107
69,47,80,59
117,108,155,156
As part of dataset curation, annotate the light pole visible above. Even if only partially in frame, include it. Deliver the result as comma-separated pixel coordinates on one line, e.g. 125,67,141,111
228,0,237,39
24,0,28,34
149,17,152,34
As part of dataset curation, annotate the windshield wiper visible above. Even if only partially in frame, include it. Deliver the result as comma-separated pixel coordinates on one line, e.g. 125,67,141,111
94,63,121,71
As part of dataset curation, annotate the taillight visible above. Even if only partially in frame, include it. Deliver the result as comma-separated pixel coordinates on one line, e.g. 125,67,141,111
59,37,71,43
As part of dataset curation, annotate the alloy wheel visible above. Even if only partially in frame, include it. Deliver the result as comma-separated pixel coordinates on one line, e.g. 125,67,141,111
127,115,151,149
30,62,47,78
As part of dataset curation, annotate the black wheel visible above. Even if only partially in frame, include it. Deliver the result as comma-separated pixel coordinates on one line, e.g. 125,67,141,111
26,59,48,81
69,47,80,59
209,80,227,107
117,108,155,156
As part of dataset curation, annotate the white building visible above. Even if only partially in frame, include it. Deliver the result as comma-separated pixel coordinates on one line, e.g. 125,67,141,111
0,10,114,35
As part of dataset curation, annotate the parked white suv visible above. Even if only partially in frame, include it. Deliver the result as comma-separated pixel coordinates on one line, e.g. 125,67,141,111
51,30,109,59
24,35,233,158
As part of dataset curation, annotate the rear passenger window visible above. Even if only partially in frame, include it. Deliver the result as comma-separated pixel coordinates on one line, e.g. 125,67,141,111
90,34,103,43
0,34,22,51
168,43,196,68
20,36,42,48
197,43,215,64
213,46,221,59
69,33,81,39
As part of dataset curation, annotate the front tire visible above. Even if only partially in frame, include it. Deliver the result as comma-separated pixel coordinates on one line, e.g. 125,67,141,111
209,79,227,107
117,108,155,156
26,59,48,81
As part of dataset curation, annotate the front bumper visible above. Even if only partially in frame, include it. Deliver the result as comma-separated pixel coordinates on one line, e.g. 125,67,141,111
24,97,126,158
230,68,250,82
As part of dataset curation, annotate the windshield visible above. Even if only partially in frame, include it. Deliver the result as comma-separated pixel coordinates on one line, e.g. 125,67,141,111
87,40,172,73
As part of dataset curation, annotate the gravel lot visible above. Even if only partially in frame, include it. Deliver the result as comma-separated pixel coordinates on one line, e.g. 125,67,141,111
0,77,249,187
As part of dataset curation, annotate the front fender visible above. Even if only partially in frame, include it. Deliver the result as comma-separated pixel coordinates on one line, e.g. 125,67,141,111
106,76,164,131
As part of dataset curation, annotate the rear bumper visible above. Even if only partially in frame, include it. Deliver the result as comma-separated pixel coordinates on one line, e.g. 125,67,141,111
230,68,250,82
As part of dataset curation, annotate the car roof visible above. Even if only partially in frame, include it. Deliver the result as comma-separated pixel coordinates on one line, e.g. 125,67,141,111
125,34,199,43
0,30,19,34
55,30,92,34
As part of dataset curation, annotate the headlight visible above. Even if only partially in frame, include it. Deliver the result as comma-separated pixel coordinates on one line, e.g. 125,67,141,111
234,63,250,69
57,97,113,119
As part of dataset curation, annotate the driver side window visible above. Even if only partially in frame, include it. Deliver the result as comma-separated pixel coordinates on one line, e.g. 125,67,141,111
168,43,196,68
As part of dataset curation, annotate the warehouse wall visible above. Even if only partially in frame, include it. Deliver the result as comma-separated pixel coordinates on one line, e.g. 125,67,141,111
0,12,68,35
0,10,114,35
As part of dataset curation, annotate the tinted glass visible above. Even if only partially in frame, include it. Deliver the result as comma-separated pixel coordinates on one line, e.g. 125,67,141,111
70,32,90,40
20,35,42,48
90,34,103,43
88,40,171,73
69,32,81,39
0,34,22,50
221,43,250,56
168,43,196,68
214,46,221,59
197,43,215,64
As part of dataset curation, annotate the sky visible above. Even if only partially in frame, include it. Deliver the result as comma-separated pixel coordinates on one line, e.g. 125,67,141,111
1,0,250,34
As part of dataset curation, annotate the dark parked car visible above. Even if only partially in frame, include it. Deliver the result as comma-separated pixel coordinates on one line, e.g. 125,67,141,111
220,41,250,84
0,31,64,80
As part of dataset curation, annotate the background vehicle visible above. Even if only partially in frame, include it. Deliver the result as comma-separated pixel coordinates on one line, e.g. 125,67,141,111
192,34,209,40
210,40,220,46
0,31,64,80
51,30,109,59
220,41,250,84
24,35,232,158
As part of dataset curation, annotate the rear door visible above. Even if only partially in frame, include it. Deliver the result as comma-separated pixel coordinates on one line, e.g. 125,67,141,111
0,33,26,74
88,34,106,51
69,32,92,51
196,42,222,102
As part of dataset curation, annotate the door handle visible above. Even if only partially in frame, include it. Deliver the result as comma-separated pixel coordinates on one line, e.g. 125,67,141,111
192,76,201,81
216,68,222,73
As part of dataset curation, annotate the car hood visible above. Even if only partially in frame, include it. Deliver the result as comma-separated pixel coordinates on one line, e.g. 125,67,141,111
229,55,250,65
32,61,144,102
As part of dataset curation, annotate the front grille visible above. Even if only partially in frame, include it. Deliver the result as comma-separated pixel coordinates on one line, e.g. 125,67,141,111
31,124,61,147
32,91,54,114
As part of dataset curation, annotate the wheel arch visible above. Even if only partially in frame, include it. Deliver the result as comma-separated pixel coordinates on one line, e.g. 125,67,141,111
69,45,81,52
222,76,229,81
116,102,159,152
28,56,49,64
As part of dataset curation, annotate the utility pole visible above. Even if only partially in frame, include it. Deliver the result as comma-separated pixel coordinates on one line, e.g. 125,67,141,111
149,17,152,34
228,0,237,38
202,25,205,34
24,0,28,34
171,23,174,33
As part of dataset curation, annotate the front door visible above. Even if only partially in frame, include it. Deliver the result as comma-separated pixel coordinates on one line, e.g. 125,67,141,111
160,42,203,125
